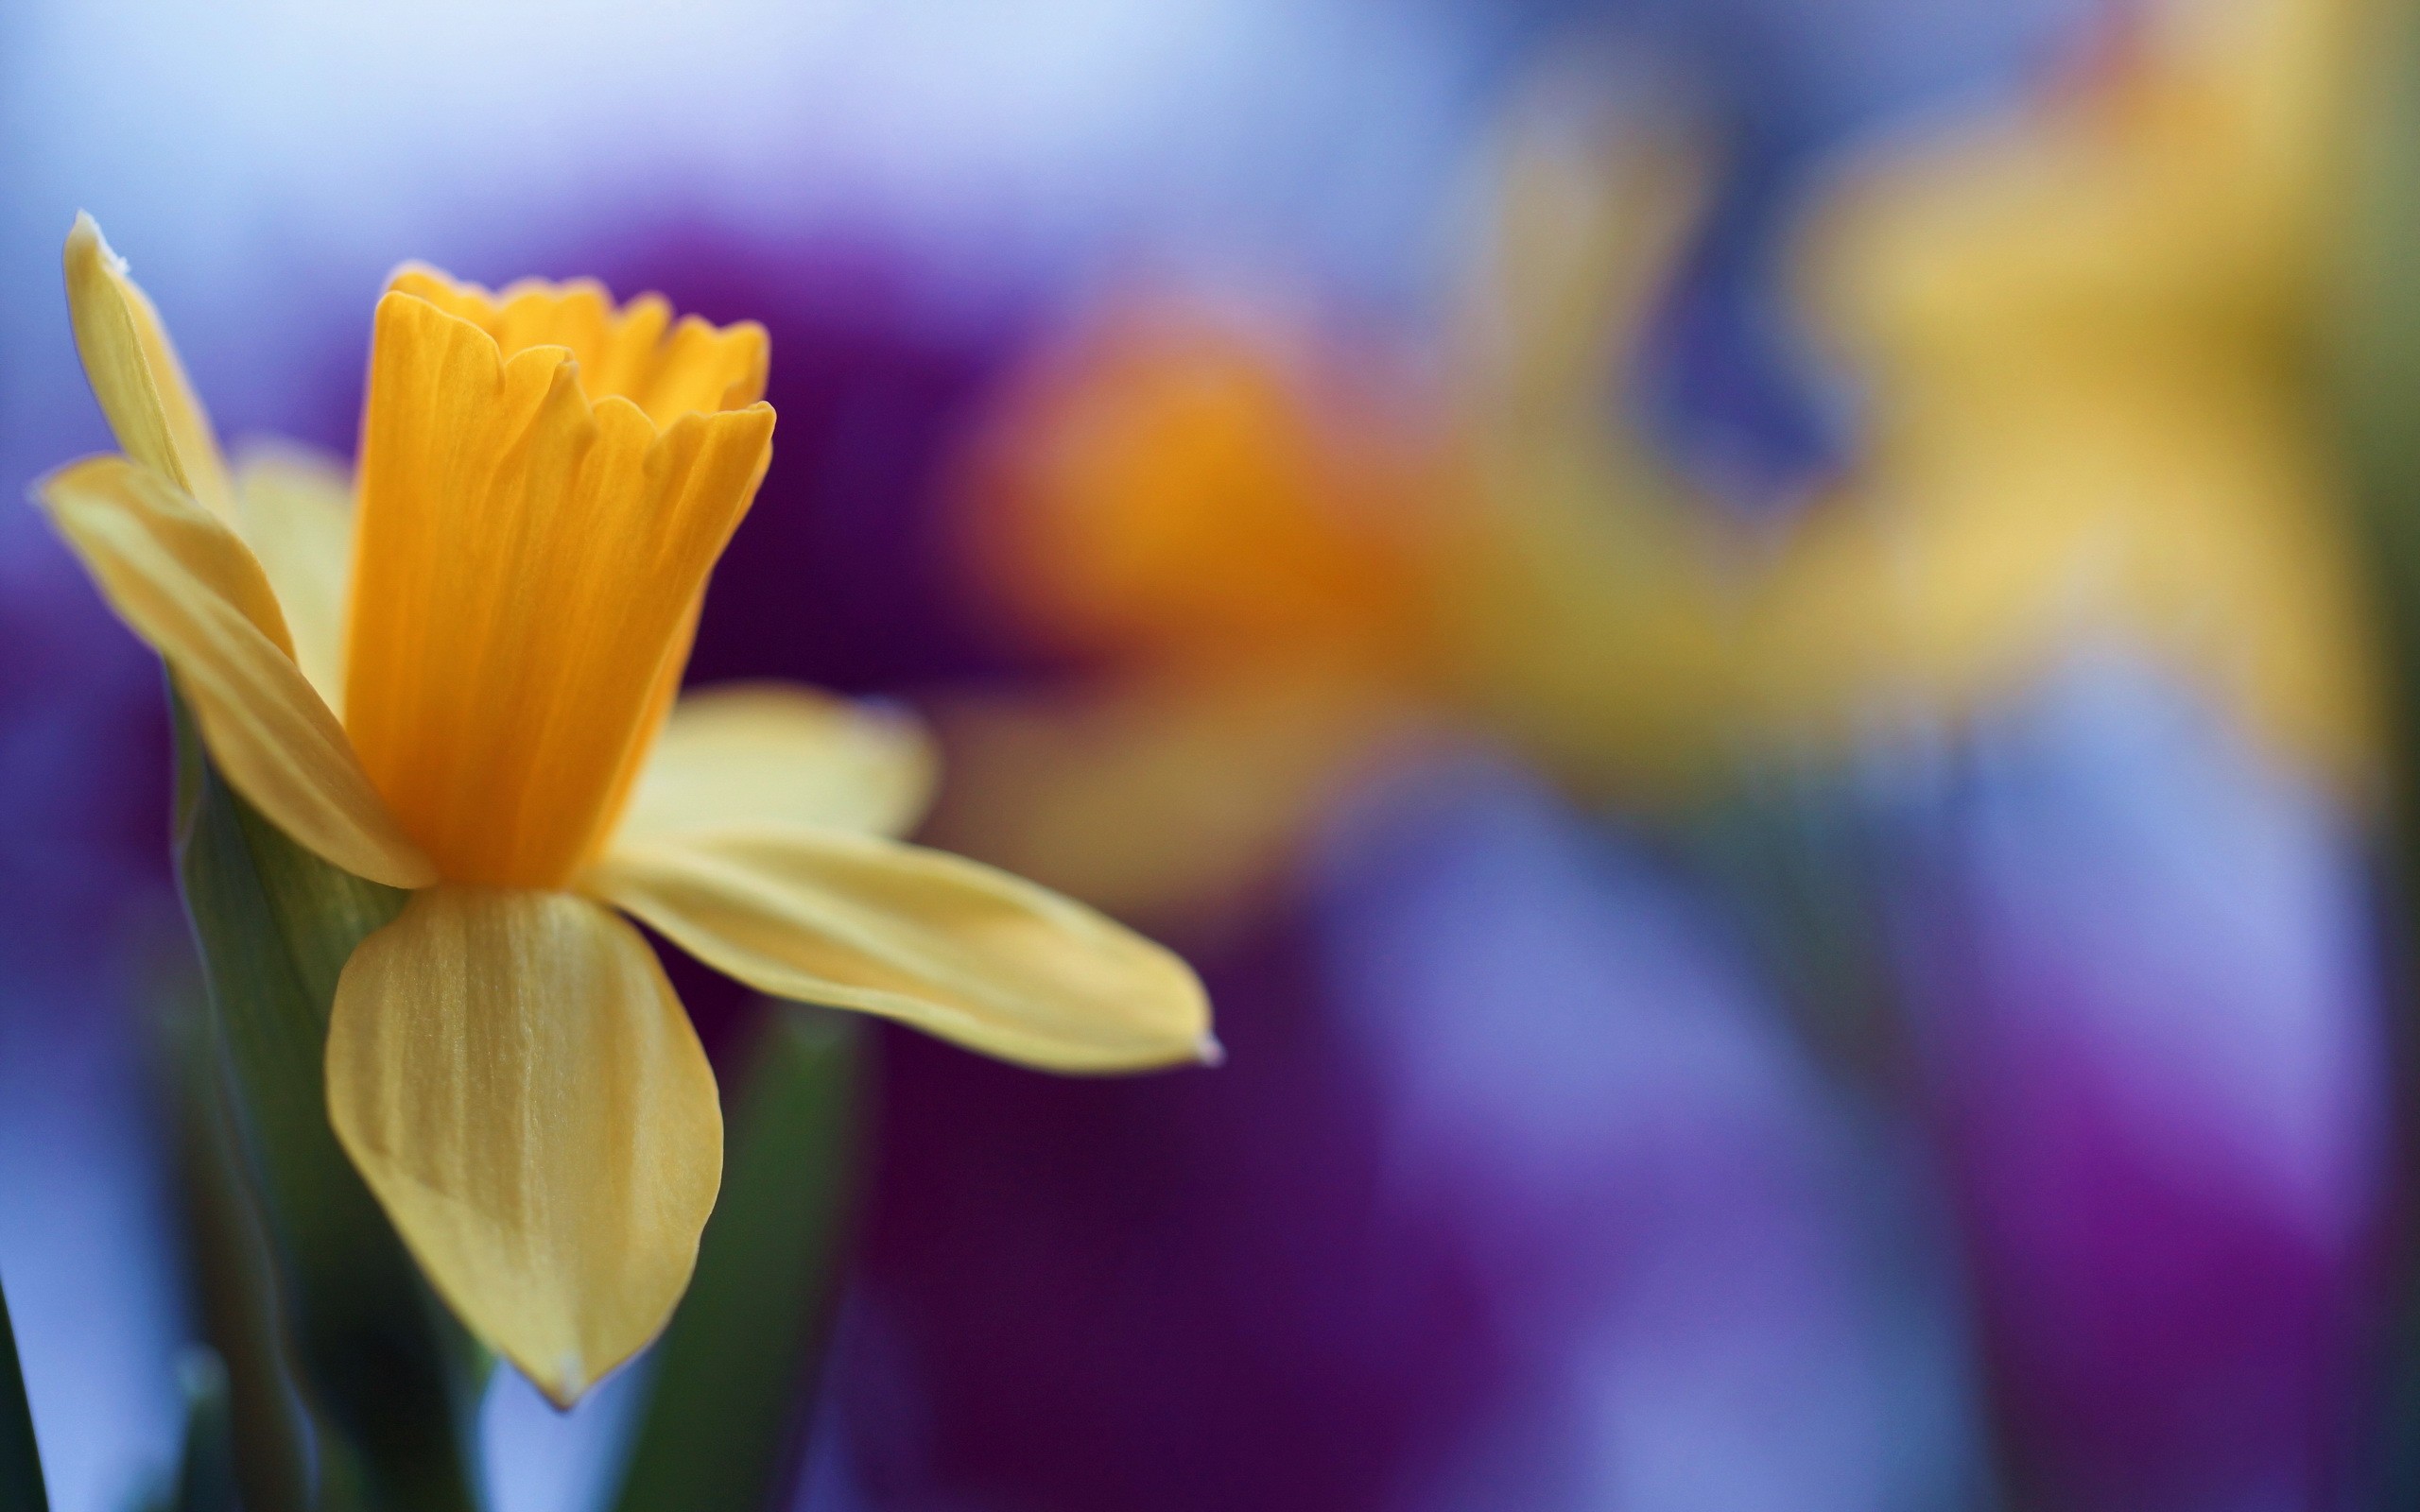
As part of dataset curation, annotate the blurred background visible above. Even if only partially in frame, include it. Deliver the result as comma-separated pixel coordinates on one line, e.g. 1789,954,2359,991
9,0,2420,1506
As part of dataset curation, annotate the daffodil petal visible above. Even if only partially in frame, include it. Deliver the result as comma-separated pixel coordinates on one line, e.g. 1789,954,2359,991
63,215,236,522
614,683,938,846
587,827,1214,1073
233,445,354,713
36,456,433,888
326,886,722,1407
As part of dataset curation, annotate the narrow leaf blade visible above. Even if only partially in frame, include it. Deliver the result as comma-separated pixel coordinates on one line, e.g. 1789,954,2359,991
0,1276,47,1512
610,1005,866,1512
170,693,480,1511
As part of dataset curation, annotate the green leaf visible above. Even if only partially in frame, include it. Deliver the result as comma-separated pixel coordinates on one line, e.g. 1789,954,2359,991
0,1274,47,1512
609,1005,867,1512
169,693,480,1512
2331,5,2420,516
2331,0,2420,734
1681,768,1905,1088
166,1352,238,1512
2328,9,2420,1502
163,990,314,1512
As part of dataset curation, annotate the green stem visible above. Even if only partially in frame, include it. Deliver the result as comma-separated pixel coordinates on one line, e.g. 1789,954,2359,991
164,999,314,1512
0,1277,47,1512
2327,2,2420,1497
609,1005,867,1512
170,695,481,1512
167,1352,240,1512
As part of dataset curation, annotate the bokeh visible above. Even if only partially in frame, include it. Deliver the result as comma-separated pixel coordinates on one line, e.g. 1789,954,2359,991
8,0,2420,1506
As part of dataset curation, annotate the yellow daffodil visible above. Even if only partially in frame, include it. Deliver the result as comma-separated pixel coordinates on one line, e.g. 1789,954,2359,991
928,307,1441,930
38,215,1212,1405
1442,112,1740,805
1443,5,2381,803
1774,0,2382,792
959,306,1440,677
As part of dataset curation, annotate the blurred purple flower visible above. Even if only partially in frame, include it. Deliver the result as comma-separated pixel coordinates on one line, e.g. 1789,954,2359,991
1310,747,1981,1509
823,896,1501,1511
1885,659,2391,1510
805,742,1987,1510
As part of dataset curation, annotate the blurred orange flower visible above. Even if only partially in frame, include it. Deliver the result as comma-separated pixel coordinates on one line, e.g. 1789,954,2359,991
932,304,1447,932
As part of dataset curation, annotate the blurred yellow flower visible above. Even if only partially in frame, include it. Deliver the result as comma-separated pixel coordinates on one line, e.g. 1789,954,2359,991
1439,113,1737,806
1447,0,2384,801
933,306,1442,931
1775,0,2383,792
40,216,1212,1405
959,305,1440,677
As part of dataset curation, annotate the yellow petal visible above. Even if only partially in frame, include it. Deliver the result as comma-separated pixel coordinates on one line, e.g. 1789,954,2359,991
614,683,938,846
919,667,1401,931
62,215,236,522
344,288,775,887
233,445,354,713
35,456,434,888
587,827,1214,1073
326,886,722,1407
386,265,769,426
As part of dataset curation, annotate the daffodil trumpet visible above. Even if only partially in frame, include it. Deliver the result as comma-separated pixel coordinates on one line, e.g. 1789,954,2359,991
41,215,1214,1405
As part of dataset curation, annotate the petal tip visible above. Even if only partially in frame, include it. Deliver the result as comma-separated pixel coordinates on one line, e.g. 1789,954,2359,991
27,455,92,511
1194,1032,1226,1068
65,211,118,271
534,1352,592,1412
61,215,124,336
